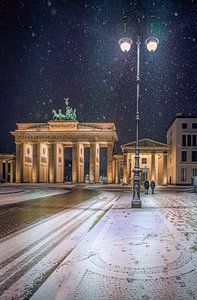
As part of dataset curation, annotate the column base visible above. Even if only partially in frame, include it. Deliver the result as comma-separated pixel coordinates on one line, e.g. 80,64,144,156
131,200,142,208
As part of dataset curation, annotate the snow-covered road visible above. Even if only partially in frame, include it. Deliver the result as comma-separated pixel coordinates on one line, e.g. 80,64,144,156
0,191,120,299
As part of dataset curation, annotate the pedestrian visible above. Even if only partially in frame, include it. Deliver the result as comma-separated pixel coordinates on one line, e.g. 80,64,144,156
144,180,149,194
150,180,156,194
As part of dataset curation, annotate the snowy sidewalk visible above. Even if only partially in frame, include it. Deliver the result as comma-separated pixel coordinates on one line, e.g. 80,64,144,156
0,187,68,206
32,192,197,300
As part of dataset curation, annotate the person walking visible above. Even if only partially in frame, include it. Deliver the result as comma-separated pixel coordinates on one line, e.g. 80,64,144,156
150,180,156,194
144,180,149,194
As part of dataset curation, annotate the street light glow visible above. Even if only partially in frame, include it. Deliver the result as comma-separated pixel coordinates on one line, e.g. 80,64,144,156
118,38,133,52
145,37,159,52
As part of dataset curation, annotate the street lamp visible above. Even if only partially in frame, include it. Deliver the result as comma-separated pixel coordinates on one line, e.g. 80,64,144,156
119,17,159,208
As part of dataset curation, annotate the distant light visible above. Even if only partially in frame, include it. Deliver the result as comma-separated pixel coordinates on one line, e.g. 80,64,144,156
145,37,159,52
118,37,133,52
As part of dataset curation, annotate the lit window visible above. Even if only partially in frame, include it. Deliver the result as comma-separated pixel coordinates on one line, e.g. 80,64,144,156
192,169,197,176
181,169,187,181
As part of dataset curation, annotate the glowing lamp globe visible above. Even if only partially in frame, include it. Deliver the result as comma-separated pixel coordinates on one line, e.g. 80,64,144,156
145,37,159,52
118,37,133,52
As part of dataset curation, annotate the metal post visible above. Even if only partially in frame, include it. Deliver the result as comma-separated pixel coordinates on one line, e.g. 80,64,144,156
132,36,142,208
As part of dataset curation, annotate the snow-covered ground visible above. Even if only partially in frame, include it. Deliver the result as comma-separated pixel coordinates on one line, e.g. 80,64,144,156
0,190,196,299
32,191,197,300
0,188,67,206
0,191,120,299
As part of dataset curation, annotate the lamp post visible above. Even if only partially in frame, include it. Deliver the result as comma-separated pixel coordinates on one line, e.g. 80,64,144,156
119,17,159,208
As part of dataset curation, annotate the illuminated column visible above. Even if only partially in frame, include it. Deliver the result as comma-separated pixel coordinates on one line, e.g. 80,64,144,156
0,161,3,182
151,154,156,181
107,143,113,184
95,143,100,183
115,160,120,184
31,143,39,183
89,143,96,183
123,154,128,184
16,142,23,183
72,143,78,183
48,142,55,183
5,162,8,182
10,161,14,183
112,159,115,183
163,154,168,185
78,143,84,183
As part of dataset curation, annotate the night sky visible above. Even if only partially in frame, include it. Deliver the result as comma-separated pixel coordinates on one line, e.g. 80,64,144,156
0,0,196,154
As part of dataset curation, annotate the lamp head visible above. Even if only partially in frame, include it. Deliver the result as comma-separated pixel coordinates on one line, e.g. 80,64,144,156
118,37,133,52
145,37,159,52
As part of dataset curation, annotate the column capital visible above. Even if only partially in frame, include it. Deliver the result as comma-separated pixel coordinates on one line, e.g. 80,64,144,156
15,141,23,145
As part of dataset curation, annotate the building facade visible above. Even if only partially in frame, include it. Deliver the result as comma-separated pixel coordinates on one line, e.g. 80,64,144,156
167,116,197,185
1,115,196,185
115,139,169,185
0,154,15,183
11,121,118,184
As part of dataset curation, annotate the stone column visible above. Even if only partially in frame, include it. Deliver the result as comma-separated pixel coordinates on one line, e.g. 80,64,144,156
163,154,168,185
112,159,115,183
115,160,120,184
48,142,55,183
95,143,100,183
72,143,78,184
16,142,23,183
151,154,156,181
10,161,14,183
89,143,96,183
123,154,128,184
107,144,113,184
78,143,84,183
0,161,3,182
31,143,39,183
5,162,8,182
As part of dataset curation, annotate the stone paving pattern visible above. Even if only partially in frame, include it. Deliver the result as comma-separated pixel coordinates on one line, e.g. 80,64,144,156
0,190,98,239
32,191,197,300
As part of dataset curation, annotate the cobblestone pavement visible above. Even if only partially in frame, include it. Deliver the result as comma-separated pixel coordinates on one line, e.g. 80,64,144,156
0,190,99,239
32,191,197,300
0,190,120,299
0,187,68,206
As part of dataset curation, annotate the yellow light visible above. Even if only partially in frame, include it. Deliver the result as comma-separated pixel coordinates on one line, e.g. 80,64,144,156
145,37,159,52
118,38,133,52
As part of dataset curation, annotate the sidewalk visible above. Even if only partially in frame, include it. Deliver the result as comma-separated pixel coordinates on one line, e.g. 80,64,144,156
32,193,197,300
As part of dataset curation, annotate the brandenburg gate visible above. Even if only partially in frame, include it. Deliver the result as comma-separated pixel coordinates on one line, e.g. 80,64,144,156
11,120,118,184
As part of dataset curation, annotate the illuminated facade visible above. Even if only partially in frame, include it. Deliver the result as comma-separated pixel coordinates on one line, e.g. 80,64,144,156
11,121,118,184
167,116,197,185
113,139,169,185
0,154,15,183
0,115,196,185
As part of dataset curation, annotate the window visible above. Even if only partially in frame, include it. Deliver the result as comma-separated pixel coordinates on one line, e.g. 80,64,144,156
142,158,147,164
193,135,197,147
182,123,187,129
181,151,187,162
187,135,191,146
192,169,197,176
192,123,197,129
181,169,187,181
182,135,186,146
192,151,197,162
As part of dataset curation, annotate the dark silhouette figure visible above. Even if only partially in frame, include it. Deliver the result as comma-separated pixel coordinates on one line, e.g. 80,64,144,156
150,180,156,194
144,180,149,194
